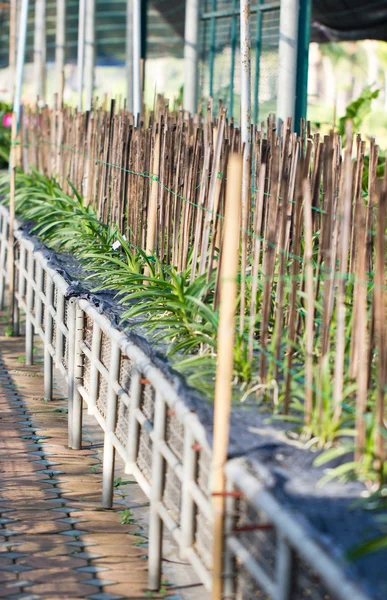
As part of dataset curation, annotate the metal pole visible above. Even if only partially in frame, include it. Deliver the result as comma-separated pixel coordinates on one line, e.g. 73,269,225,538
240,0,251,146
84,0,95,110
276,0,300,125
9,0,17,103
102,342,121,507
229,0,237,118
183,0,200,114
77,0,86,112
148,390,166,591
126,0,133,113
25,249,34,365
209,0,216,99
44,277,54,401
294,0,312,129
33,0,46,103
55,0,66,96
132,0,142,118
72,303,84,450
253,0,263,123
13,0,29,127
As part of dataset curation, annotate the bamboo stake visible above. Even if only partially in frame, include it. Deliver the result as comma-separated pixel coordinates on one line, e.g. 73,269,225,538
374,181,387,472
248,162,266,361
212,154,242,600
144,127,160,272
199,108,226,276
333,122,353,422
303,180,314,425
354,200,368,461
284,152,303,413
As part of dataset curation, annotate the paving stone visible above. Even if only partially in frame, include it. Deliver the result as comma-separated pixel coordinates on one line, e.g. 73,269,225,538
0,585,24,598
8,592,41,600
6,595,40,600
83,579,116,587
17,555,87,569
0,570,18,582
56,517,85,525
98,568,148,584
60,529,87,537
0,552,28,560
65,540,96,548
0,564,34,573
70,552,103,560
21,568,92,583
100,583,148,596
0,323,151,598
0,529,23,537
77,566,109,574
87,594,124,600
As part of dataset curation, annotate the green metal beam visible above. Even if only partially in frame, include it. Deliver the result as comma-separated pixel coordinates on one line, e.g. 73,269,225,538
295,0,312,130
201,2,280,20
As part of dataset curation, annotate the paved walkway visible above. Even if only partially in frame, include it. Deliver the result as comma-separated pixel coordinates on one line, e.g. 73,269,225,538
0,309,154,600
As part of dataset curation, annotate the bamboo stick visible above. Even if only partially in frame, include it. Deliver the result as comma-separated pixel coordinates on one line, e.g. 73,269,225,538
211,154,242,600
374,181,387,472
333,122,353,422
303,180,314,425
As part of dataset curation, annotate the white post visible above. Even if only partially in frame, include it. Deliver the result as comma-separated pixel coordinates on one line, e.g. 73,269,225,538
240,0,251,146
126,0,133,113
77,0,86,112
55,0,66,93
9,0,17,103
132,0,142,118
183,0,199,115
14,0,29,127
33,0,46,102
276,0,300,124
84,0,95,110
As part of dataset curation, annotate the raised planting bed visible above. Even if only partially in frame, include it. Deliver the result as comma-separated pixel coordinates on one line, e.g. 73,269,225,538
0,203,385,600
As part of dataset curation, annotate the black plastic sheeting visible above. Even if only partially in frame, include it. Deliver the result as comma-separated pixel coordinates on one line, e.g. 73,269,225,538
20,222,387,600
312,0,387,42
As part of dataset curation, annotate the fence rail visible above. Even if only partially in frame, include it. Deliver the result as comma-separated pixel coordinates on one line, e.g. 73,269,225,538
0,203,373,600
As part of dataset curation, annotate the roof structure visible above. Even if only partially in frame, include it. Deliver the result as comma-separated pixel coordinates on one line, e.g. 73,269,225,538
1,0,387,71
311,0,387,42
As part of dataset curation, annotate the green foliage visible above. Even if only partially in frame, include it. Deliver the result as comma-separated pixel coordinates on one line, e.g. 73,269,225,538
338,86,380,136
119,509,135,524
347,510,387,560
113,476,133,488
2,168,385,492
0,102,11,169
362,152,386,193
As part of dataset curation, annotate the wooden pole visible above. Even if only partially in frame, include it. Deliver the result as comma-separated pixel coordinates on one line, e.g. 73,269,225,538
333,121,353,421
211,153,242,600
144,128,160,273
303,179,314,424
374,180,387,472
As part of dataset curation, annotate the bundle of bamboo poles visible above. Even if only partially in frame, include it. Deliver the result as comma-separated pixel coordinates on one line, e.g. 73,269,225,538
16,99,386,473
